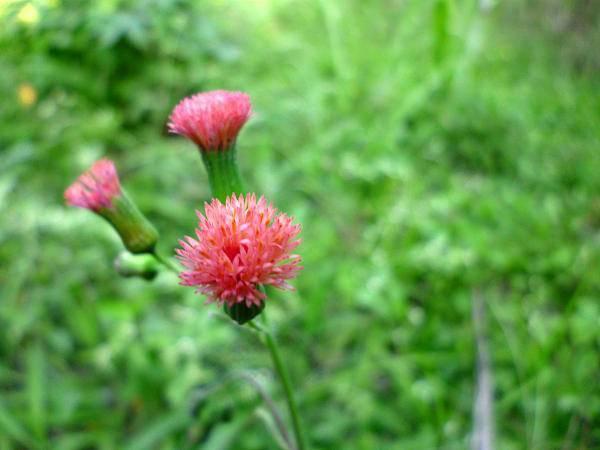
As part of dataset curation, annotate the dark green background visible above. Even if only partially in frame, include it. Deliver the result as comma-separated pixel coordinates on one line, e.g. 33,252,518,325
1,0,599,448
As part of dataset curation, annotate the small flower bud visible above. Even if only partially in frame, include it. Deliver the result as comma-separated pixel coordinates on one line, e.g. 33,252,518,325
168,90,251,153
65,159,159,254
167,90,252,201
114,251,160,280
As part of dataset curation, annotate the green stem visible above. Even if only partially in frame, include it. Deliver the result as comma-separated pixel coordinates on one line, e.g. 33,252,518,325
101,190,159,254
152,251,179,274
201,146,245,202
251,316,307,450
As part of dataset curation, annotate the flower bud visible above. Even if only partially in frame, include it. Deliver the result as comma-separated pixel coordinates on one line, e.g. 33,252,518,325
167,90,251,201
65,159,159,254
168,90,251,153
114,251,160,280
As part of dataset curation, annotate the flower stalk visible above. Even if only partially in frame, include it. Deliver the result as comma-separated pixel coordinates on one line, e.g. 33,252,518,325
201,146,245,202
250,315,307,450
152,250,180,274
114,252,160,280
99,191,158,254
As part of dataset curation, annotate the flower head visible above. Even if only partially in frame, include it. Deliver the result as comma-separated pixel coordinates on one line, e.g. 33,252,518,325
64,159,121,211
65,159,158,254
168,90,252,152
177,193,302,307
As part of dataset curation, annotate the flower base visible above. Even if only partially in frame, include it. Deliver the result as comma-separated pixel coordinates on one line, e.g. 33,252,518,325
224,301,265,325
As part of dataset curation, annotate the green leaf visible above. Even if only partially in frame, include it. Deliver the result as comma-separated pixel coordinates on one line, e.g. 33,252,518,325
0,400,38,449
26,342,47,443
200,415,254,450
124,411,189,450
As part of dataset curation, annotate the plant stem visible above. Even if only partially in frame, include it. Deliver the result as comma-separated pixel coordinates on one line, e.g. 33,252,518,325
101,190,159,254
252,315,307,450
152,251,179,274
201,146,245,202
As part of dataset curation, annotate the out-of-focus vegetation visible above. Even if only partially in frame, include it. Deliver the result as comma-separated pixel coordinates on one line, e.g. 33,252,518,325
0,0,599,449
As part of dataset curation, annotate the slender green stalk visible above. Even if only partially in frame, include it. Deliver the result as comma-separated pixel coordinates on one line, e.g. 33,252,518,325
152,251,179,274
251,316,307,450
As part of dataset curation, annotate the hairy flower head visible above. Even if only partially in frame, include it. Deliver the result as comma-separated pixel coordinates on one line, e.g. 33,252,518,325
65,159,158,254
168,90,252,152
177,193,302,307
64,159,121,211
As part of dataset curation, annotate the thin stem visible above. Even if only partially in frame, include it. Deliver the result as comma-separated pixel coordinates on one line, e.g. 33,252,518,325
251,315,307,450
152,250,179,274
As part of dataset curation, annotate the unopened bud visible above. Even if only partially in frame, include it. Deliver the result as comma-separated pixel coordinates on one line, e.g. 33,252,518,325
114,251,160,280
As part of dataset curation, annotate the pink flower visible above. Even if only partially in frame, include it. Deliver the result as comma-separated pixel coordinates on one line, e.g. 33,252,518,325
64,159,121,211
177,193,302,307
168,90,252,152
65,158,158,253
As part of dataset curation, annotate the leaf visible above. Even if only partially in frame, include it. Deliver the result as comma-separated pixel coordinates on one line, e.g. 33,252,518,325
26,342,47,443
200,415,253,450
255,407,294,450
124,411,189,450
432,0,451,65
0,400,38,449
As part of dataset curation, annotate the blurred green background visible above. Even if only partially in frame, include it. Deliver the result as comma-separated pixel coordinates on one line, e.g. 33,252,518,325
1,0,599,449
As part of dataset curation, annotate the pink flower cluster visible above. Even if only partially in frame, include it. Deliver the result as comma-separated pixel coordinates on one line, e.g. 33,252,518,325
168,90,252,152
177,193,302,307
64,159,121,211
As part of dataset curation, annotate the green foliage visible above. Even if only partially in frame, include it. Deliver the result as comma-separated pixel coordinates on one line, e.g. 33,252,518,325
0,0,599,449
